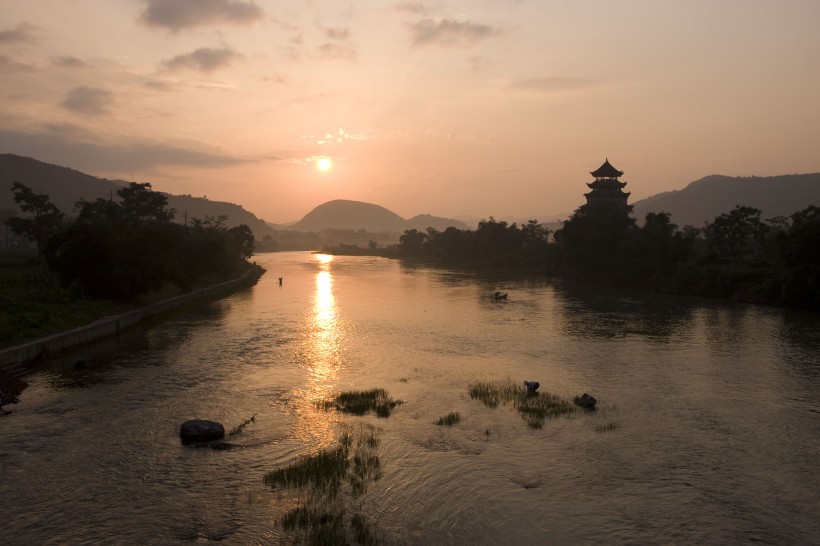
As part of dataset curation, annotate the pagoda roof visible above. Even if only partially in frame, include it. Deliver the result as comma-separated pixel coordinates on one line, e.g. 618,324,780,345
590,158,624,178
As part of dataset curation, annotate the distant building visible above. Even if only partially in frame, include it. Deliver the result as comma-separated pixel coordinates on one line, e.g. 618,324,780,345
585,158,631,208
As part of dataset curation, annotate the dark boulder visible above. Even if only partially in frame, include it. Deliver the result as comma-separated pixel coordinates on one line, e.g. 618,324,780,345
180,419,225,443
574,393,597,410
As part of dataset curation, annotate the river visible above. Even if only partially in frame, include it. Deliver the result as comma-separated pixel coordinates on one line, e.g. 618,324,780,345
2,251,819,545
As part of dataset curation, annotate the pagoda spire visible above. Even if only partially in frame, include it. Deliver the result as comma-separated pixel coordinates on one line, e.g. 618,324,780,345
584,158,630,207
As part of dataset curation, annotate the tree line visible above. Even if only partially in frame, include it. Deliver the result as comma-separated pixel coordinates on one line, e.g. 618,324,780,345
5,182,256,301
394,201,820,310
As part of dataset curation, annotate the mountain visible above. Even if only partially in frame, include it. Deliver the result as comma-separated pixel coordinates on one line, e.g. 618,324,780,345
0,154,275,237
291,199,470,233
632,173,820,227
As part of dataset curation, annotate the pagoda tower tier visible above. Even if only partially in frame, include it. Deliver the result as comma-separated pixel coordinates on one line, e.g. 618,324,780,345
584,158,631,207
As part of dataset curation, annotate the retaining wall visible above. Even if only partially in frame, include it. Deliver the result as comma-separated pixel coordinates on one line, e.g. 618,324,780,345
0,266,265,376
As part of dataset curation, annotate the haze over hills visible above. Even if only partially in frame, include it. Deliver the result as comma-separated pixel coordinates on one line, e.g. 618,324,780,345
0,154,277,237
632,173,820,227
2,154,818,241
291,199,470,233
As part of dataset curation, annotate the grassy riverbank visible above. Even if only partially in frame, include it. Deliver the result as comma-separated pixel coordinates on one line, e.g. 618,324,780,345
0,252,261,350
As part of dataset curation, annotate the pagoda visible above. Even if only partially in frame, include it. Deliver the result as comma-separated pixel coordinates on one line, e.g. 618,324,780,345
585,158,631,207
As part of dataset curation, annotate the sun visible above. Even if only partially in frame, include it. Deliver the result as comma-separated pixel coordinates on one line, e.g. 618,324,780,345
316,157,333,172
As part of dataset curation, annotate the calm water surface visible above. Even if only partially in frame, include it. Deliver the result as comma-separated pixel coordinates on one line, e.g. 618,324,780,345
2,251,819,545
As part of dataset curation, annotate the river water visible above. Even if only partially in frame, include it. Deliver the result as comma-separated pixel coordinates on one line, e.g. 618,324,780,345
2,251,819,545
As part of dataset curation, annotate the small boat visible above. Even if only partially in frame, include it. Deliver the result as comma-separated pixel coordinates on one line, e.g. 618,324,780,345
494,291,508,300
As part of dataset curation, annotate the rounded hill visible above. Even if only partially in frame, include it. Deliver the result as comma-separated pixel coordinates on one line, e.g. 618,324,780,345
291,200,409,232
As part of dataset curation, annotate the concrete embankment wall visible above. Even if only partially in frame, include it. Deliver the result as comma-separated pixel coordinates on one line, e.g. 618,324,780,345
0,266,265,376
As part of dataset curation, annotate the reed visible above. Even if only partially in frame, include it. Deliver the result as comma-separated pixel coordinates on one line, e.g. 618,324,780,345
318,388,403,418
595,421,621,433
468,379,577,428
265,424,383,544
436,412,461,426
228,414,256,436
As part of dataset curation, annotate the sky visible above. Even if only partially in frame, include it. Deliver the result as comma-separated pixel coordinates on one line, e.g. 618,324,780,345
1,0,819,224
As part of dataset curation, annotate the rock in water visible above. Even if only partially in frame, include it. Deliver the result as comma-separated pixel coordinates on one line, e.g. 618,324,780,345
180,419,225,443
574,393,597,410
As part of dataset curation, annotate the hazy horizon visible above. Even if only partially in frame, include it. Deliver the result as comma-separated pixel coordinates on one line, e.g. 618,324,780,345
2,1,818,224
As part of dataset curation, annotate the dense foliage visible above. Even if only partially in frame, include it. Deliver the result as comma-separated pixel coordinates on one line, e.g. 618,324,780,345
6,182,255,301
395,202,820,310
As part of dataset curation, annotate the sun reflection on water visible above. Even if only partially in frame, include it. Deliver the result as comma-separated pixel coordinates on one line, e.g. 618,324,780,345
295,253,346,448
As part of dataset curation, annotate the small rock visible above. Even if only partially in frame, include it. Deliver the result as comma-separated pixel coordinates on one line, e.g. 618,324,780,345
574,393,597,410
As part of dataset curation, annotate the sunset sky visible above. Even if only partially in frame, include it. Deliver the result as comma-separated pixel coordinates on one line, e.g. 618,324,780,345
1,0,818,223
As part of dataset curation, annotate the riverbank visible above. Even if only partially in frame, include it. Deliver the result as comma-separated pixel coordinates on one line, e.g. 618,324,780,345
0,264,265,382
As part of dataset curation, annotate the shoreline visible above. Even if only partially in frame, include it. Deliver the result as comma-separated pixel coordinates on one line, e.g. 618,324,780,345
0,264,265,379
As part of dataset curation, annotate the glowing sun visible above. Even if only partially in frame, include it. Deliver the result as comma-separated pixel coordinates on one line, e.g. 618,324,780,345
316,157,333,172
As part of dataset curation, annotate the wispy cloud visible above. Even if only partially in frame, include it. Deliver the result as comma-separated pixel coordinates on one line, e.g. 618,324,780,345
394,2,430,16
52,56,89,68
0,125,246,173
139,0,264,31
508,77,603,93
161,47,242,72
317,43,356,62
0,54,35,72
407,19,501,47
60,86,114,117
322,26,350,41
306,128,378,145
0,22,38,44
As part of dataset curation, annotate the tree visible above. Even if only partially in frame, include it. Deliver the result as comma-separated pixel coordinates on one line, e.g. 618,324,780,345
118,182,175,223
553,201,636,281
5,182,64,255
703,205,769,264
398,229,427,256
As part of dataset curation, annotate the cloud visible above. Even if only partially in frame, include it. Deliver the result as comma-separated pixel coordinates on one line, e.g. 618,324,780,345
52,56,89,68
139,0,264,31
306,128,378,145
407,19,500,47
161,47,242,72
394,2,430,15
0,22,38,44
317,43,356,61
322,26,350,41
0,54,34,73
508,77,603,93
0,125,246,174
60,86,114,116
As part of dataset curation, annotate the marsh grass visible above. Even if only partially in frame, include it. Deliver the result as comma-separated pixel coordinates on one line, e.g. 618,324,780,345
595,421,621,433
318,388,403,418
265,424,382,544
436,412,461,426
468,379,577,429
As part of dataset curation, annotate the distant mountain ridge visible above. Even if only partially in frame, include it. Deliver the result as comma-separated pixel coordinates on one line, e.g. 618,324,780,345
0,155,469,238
4,154,818,237
0,154,276,237
632,173,820,227
290,199,470,233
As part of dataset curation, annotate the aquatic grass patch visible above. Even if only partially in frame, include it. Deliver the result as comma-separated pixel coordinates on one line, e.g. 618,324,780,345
264,424,383,544
318,388,403,418
468,380,521,408
264,441,350,495
595,421,621,433
468,379,577,429
436,412,461,426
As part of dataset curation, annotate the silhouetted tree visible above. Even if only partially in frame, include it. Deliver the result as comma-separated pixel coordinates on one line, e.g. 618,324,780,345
703,205,769,264
553,201,636,281
5,182,64,255
398,229,427,256
118,182,175,223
